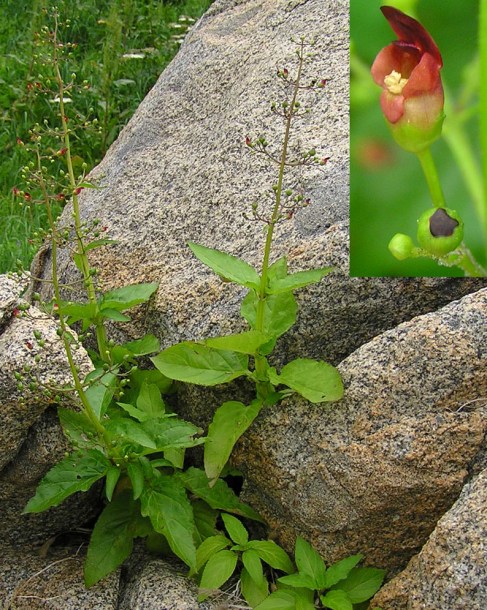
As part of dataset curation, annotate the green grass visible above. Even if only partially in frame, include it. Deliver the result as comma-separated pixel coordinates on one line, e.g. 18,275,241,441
0,0,213,273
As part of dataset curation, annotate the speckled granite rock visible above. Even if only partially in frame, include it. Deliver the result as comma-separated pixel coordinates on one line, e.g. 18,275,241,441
0,274,97,544
372,468,487,610
0,544,120,610
233,288,487,573
119,554,220,610
32,0,485,367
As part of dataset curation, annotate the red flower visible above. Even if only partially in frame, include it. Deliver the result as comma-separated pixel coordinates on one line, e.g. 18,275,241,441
371,6,444,152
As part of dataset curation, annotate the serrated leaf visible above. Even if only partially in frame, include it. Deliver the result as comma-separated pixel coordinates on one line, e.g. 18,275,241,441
123,334,160,356
105,466,121,501
222,513,248,545
58,408,99,448
195,534,231,573
269,359,343,403
205,330,270,354
84,238,118,252
85,370,118,419
242,549,264,584
332,567,386,603
294,537,327,589
24,450,110,513
136,381,165,417
116,401,149,422
247,540,294,573
268,256,288,280
178,467,263,522
140,475,196,570
99,308,131,322
100,282,158,311
141,418,203,451
324,554,363,588
193,500,219,547
320,589,353,610
278,572,317,589
254,590,296,610
267,267,333,294
241,564,269,607
127,461,145,500
84,491,138,586
62,302,97,326
204,400,262,484
152,342,249,386
198,550,238,601
241,291,297,340
189,242,260,289
105,418,156,449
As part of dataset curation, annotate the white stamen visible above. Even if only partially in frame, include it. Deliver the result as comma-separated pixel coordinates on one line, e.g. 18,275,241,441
384,70,408,95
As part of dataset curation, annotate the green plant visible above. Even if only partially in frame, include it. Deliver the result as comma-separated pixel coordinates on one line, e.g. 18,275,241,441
152,38,343,487
255,537,385,610
14,16,384,607
18,10,260,586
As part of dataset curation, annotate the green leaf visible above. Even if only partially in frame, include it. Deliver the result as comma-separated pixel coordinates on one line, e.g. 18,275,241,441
205,330,270,354
241,564,269,607
204,400,262,484
152,342,249,386
123,334,160,356
100,282,158,311
84,238,118,252
198,550,238,601
116,401,149,422
268,256,288,280
267,267,333,294
188,242,260,289
320,589,353,610
140,475,196,570
24,450,110,513
195,534,231,573
178,467,263,522
324,554,363,588
127,461,145,500
241,291,297,340
84,491,138,586
278,573,317,589
58,408,99,448
141,418,203,451
85,370,118,419
332,567,386,603
193,500,219,547
247,540,294,573
254,590,297,610
105,418,157,449
129,367,172,394
294,537,327,589
242,549,264,584
269,359,343,403
136,381,165,417
105,466,121,501
61,302,97,327
222,513,248,545
99,308,131,322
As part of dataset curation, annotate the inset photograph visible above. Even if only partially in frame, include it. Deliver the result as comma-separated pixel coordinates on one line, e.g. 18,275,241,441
351,0,486,276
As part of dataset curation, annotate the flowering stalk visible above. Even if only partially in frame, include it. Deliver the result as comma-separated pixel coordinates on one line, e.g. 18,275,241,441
480,0,487,255
51,12,110,363
252,45,306,399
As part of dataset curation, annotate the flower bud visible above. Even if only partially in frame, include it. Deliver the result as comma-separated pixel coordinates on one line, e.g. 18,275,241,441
417,207,463,256
388,233,415,260
371,7,444,152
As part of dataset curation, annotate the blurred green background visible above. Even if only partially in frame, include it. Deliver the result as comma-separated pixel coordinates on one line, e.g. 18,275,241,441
351,0,482,276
